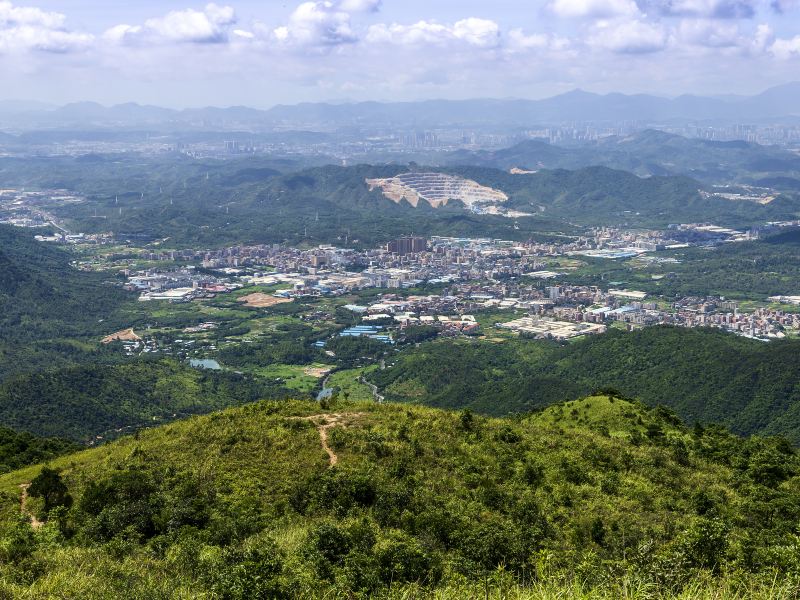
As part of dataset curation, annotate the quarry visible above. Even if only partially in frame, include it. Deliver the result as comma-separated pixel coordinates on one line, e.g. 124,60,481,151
366,172,508,209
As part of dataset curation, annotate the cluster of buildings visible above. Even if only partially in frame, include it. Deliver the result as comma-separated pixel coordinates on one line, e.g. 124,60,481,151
496,285,800,341
114,229,800,342
0,188,80,231
103,221,774,294
497,316,606,339
126,267,241,302
342,295,481,337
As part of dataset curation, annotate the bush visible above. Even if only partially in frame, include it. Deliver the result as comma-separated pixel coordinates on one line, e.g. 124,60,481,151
210,537,288,599
28,467,72,516
375,532,434,584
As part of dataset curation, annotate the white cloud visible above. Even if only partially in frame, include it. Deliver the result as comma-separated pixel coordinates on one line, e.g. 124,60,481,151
452,18,501,47
0,25,91,53
0,1,91,53
273,1,358,47
677,18,742,47
589,18,669,53
548,0,640,18
366,18,500,47
649,0,758,18
752,23,773,51
507,29,571,52
770,35,800,58
104,3,236,45
366,21,448,45
0,0,63,28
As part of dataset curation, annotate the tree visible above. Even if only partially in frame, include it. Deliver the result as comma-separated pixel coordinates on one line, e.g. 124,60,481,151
28,466,72,515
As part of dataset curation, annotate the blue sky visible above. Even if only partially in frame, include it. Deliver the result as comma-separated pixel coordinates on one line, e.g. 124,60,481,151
1,0,799,107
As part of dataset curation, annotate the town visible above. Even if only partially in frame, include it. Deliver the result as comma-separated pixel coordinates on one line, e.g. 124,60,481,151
90,229,800,348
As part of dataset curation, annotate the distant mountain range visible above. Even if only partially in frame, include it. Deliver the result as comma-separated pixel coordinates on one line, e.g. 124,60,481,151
1,83,800,131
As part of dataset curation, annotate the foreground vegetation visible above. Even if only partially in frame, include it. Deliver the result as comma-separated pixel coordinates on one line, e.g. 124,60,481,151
0,395,799,597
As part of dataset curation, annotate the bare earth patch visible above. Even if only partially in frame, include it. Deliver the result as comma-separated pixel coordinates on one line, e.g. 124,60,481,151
101,328,141,344
19,484,43,529
303,366,332,378
238,293,293,308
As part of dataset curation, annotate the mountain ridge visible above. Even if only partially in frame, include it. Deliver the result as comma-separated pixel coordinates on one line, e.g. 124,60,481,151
2,82,799,130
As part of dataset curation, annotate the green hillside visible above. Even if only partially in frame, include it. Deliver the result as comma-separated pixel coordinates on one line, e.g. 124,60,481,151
0,360,298,442
5,156,799,249
0,396,798,598
0,225,132,340
0,225,140,380
370,327,800,443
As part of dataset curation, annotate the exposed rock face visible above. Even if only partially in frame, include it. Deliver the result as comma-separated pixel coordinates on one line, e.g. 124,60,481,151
366,172,508,209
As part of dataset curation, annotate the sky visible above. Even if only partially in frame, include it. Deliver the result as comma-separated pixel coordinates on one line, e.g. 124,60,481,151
1,0,799,107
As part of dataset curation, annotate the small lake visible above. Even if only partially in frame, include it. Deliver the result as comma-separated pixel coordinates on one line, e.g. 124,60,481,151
189,358,222,370
316,387,335,401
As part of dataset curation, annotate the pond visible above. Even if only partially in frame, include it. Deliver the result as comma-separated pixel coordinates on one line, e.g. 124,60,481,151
316,387,335,401
189,358,222,370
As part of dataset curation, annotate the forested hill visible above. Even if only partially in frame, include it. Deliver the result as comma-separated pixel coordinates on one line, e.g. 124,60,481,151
0,396,798,597
0,427,80,473
370,327,800,443
191,162,798,241
0,360,298,442
447,129,800,187
5,156,799,248
0,225,132,340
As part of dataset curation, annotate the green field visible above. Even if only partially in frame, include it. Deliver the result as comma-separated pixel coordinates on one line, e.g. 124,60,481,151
326,365,380,403
250,363,333,392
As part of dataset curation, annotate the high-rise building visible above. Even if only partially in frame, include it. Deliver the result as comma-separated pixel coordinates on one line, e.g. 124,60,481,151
387,237,428,255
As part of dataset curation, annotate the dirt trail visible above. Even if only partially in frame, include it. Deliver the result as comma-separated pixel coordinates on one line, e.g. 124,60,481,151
290,412,365,467
19,484,43,529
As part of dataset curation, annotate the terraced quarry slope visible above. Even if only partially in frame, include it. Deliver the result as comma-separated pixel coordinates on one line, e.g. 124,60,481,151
1,396,799,598
367,171,508,208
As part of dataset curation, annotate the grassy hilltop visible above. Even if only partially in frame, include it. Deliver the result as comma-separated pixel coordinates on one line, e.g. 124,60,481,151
0,396,799,597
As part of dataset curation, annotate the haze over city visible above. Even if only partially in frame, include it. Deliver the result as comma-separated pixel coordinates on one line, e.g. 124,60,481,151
2,0,800,106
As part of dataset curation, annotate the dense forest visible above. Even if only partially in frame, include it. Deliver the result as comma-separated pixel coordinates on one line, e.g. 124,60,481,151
0,225,142,381
370,327,800,443
0,428,80,473
0,396,799,597
0,225,133,341
0,360,298,441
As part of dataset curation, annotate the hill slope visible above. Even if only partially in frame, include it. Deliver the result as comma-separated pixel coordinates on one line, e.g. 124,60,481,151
0,360,297,442
0,226,141,380
371,327,800,442
451,129,800,186
0,396,798,597
0,225,132,340
6,157,798,248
